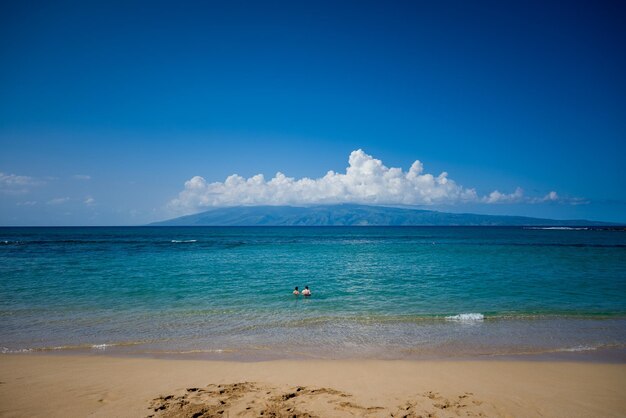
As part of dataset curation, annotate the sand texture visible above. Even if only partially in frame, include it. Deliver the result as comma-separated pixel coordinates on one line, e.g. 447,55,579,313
147,382,495,417
0,355,625,417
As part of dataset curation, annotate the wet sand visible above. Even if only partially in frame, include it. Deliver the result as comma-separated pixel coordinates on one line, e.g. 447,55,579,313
0,355,624,417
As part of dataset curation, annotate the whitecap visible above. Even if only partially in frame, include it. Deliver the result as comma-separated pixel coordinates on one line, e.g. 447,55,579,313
171,239,198,243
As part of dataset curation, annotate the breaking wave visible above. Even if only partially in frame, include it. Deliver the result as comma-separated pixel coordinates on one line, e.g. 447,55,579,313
445,313,485,322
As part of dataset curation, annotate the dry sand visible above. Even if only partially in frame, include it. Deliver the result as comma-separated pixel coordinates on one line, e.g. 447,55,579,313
0,355,624,417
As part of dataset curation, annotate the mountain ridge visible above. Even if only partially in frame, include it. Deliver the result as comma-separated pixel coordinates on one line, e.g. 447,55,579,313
151,204,615,226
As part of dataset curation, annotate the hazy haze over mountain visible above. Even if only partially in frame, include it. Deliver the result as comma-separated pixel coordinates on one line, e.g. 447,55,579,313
152,205,613,227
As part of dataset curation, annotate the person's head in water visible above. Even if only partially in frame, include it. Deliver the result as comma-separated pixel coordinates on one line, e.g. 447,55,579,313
293,286,299,295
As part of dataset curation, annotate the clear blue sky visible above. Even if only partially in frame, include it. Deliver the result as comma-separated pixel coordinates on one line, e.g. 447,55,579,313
1,0,625,225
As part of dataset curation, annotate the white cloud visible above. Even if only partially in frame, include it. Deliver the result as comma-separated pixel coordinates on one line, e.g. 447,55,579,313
74,174,91,180
0,172,40,187
170,150,479,212
47,197,70,205
169,149,580,214
17,201,38,206
84,197,95,205
483,189,588,205
483,187,525,203
543,191,558,201
530,191,561,204
0,172,44,193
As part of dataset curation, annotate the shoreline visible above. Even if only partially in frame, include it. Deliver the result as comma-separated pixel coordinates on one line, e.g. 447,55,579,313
2,339,625,364
1,354,625,417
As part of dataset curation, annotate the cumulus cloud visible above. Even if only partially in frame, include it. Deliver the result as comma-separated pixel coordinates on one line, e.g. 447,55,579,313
483,187,525,204
170,150,480,212
483,189,588,205
530,191,569,204
169,149,578,213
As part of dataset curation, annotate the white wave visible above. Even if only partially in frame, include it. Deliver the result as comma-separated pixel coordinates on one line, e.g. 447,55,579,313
524,227,588,230
1,347,33,354
559,345,597,352
171,239,198,243
2,342,138,354
91,344,110,350
151,348,234,354
445,313,484,321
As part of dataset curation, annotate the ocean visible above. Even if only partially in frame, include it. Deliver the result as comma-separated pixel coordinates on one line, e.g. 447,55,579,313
1,226,625,360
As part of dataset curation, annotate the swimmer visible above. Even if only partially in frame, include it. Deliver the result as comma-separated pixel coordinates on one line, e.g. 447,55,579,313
293,286,300,295
302,286,311,296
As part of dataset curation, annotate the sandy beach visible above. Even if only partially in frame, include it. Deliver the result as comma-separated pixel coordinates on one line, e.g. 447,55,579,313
0,355,624,417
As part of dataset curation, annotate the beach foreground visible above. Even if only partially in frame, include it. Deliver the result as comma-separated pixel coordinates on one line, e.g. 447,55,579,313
0,355,624,417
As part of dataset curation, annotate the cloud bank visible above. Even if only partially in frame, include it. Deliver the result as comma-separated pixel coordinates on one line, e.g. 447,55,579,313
169,149,570,213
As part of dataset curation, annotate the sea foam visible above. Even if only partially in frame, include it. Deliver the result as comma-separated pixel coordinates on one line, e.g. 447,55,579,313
559,345,597,352
445,313,484,321
91,344,110,350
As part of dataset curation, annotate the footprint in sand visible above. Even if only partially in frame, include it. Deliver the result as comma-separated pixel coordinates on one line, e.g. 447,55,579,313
148,383,500,418
148,382,387,418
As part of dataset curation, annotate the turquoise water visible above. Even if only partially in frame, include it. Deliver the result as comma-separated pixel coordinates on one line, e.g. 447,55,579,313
1,226,625,359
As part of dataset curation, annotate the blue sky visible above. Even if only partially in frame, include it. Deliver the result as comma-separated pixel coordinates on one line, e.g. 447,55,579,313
1,0,625,225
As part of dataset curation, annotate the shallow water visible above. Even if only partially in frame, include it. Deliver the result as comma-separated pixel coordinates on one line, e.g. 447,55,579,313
1,226,625,360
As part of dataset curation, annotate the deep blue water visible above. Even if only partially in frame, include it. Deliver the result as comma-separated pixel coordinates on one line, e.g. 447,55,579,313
1,226,625,359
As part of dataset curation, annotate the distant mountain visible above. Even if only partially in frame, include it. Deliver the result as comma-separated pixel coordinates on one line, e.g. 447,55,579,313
151,204,614,226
